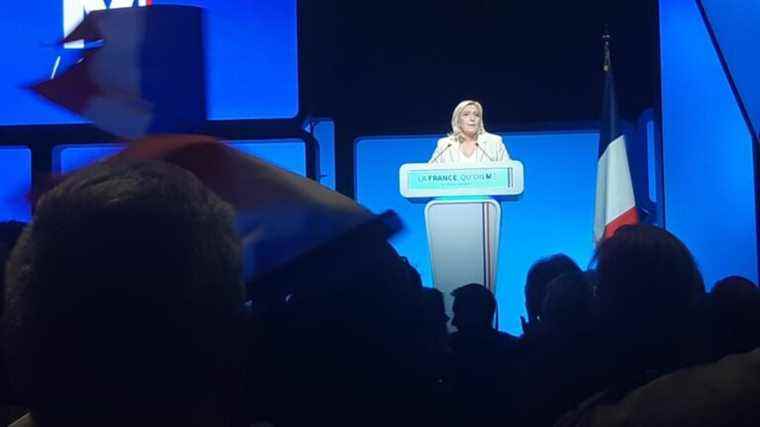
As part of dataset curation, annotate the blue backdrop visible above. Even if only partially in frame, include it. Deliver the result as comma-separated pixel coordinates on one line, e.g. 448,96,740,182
660,0,758,287
355,131,600,335
0,148,32,222
0,0,298,125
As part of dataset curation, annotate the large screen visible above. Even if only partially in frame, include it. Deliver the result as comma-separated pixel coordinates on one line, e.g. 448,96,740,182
659,0,757,286
0,0,298,125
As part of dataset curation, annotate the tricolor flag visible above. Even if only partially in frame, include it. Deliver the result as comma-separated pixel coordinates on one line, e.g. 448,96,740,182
30,5,206,139
593,35,638,244
29,134,403,297
108,135,388,285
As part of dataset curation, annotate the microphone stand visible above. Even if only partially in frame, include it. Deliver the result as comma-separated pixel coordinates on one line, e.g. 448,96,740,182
430,143,453,163
475,142,495,161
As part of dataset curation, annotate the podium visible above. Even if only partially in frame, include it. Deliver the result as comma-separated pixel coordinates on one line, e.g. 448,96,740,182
399,161,525,323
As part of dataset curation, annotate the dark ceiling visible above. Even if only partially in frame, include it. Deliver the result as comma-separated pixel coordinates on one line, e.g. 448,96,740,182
301,0,660,131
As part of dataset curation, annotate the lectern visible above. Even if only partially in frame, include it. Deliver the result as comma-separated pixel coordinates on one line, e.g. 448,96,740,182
399,161,525,322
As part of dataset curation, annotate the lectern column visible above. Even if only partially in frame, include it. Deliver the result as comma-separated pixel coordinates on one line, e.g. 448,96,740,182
425,197,501,323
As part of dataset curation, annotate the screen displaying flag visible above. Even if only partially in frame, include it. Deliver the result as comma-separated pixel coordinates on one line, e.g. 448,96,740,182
31,6,207,138
0,0,298,125
593,39,638,244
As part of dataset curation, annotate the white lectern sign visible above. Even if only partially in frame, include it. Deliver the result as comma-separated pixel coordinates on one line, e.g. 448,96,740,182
399,161,524,198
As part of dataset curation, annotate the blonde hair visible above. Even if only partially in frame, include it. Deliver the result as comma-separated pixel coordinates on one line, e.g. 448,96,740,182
449,100,486,141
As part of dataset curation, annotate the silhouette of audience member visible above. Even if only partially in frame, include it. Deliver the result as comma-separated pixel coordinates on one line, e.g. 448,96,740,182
448,283,518,425
0,221,28,424
450,284,512,339
2,161,245,427
514,272,606,426
523,254,582,334
0,221,26,316
541,272,596,337
560,224,707,425
418,287,454,423
713,275,757,294
556,348,760,427
709,276,760,360
241,216,432,427
421,287,450,358
595,224,705,377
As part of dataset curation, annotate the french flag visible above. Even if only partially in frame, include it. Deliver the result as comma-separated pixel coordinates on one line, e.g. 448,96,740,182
31,5,205,139
593,37,638,244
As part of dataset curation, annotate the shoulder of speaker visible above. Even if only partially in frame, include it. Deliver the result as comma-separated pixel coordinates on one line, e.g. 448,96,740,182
437,136,453,147
482,132,503,144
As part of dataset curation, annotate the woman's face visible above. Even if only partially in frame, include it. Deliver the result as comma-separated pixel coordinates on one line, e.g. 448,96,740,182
459,105,481,138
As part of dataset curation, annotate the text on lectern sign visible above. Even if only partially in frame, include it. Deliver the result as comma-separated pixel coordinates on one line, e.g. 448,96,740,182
399,161,525,198
408,168,513,191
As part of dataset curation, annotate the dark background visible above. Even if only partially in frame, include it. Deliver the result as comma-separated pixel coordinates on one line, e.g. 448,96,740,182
299,0,661,194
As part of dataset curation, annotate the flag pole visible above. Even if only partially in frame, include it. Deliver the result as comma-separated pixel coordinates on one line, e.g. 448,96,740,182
593,26,639,245
603,26,611,72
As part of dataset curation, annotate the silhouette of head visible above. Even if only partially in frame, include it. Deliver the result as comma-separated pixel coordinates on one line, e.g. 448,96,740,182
420,287,449,353
541,271,595,334
422,287,448,325
710,275,760,358
0,221,25,252
401,256,424,288
713,275,757,295
245,229,432,426
451,283,496,331
594,224,704,329
525,254,582,323
2,160,244,422
0,220,26,318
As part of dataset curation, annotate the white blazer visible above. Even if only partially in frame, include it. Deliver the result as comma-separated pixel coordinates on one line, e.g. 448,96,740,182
428,132,510,164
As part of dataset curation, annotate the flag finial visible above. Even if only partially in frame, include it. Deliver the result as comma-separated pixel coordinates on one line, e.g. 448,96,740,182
603,26,612,72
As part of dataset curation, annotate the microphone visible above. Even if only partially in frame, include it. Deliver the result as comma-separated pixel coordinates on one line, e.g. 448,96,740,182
430,143,453,163
475,142,495,161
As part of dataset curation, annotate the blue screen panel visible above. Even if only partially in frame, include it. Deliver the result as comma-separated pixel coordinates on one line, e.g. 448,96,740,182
55,144,123,173
660,0,758,286
161,0,299,120
0,0,298,125
55,139,307,175
229,140,306,176
0,147,32,222
700,0,760,139
355,131,599,335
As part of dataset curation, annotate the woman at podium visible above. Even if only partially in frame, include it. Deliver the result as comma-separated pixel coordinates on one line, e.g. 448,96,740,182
429,100,510,163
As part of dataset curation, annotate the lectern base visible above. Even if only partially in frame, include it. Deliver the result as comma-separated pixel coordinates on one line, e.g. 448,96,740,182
425,197,501,325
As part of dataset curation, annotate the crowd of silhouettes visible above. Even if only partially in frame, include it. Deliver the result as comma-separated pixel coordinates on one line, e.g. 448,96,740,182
1,156,759,426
